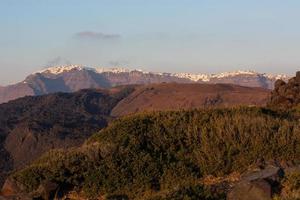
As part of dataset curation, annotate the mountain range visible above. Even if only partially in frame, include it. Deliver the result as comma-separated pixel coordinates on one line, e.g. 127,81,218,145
0,65,289,104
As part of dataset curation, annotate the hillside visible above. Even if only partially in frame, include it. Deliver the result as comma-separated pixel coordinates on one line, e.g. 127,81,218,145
111,83,270,116
0,82,272,189
4,107,300,199
0,65,288,104
0,86,134,187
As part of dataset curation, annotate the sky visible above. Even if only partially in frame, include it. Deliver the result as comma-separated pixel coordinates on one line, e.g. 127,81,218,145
0,0,300,85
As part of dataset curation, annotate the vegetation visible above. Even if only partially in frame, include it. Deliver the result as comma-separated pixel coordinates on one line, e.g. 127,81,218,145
273,172,300,200
0,86,134,185
12,107,300,199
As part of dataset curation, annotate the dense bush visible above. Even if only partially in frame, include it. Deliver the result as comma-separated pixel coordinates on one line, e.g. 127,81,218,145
147,184,225,200
13,107,300,199
273,172,300,200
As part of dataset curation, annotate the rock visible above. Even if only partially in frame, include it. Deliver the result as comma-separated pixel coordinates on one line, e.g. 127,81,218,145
0,196,10,200
274,79,286,89
268,72,300,108
288,77,296,85
296,71,300,82
228,166,284,200
107,195,129,200
33,181,59,200
0,178,21,197
228,179,272,200
0,196,31,200
242,166,284,182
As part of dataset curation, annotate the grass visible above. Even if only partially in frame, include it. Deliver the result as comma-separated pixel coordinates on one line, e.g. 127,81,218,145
12,107,300,199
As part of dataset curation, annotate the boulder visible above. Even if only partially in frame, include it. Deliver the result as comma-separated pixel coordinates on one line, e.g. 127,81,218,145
0,196,13,200
228,179,272,200
33,181,59,200
296,71,300,82
0,178,21,197
242,166,284,182
274,79,286,89
0,196,31,200
1,179,59,200
228,166,284,200
268,72,300,108
107,195,129,200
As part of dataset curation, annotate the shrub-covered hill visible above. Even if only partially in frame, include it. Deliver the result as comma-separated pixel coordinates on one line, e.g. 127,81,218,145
0,86,134,187
8,107,300,199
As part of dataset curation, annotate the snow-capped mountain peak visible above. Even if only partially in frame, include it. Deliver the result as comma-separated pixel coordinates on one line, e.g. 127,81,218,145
37,65,87,74
172,73,210,82
210,70,257,79
0,64,293,104
37,65,289,83
37,65,135,75
94,67,130,74
172,70,288,82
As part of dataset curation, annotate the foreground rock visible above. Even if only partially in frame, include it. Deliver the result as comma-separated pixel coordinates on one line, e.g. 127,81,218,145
228,165,284,200
0,178,31,200
228,180,272,200
268,71,300,108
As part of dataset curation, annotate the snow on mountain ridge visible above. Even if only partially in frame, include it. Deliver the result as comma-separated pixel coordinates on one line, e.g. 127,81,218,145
210,70,258,79
38,65,136,75
172,73,210,82
37,65,87,74
37,65,289,82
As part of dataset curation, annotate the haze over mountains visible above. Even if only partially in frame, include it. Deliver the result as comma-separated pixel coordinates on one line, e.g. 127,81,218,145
0,65,289,104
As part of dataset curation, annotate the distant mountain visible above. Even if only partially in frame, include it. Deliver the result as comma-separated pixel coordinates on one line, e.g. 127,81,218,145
0,65,289,104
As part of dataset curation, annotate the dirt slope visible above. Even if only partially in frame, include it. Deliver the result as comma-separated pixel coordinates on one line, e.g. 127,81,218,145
111,83,270,116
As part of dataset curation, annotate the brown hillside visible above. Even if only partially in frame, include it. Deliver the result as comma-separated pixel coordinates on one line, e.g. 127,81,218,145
111,83,270,116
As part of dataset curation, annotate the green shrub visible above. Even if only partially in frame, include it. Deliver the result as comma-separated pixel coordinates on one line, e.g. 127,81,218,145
12,107,300,199
147,184,225,200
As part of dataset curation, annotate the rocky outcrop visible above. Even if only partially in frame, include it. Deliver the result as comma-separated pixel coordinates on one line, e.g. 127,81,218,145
228,165,284,200
1,178,59,200
268,71,300,108
228,180,272,200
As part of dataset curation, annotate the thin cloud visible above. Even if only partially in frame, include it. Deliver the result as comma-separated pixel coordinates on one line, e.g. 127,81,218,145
108,60,130,67
45,56,71,67
74,31,121,40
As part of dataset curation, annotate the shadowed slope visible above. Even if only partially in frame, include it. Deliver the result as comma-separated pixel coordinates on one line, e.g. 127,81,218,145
0,86,134,186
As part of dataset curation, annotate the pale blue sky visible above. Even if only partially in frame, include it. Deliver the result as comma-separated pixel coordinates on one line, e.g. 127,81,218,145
0,0,300,85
